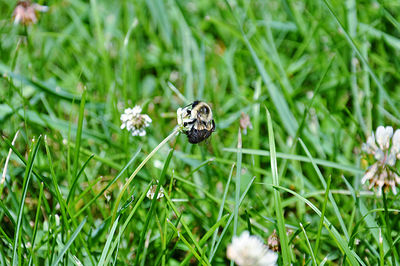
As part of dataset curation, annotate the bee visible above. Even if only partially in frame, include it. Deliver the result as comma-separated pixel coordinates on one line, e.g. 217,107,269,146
177,101,216,144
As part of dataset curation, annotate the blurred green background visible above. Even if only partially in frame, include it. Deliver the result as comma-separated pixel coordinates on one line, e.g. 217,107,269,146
1,0,400,265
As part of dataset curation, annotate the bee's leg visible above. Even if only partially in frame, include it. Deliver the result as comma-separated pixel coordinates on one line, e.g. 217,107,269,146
184,119,197,127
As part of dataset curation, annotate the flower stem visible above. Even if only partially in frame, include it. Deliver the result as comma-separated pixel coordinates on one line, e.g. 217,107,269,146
111,128,180,225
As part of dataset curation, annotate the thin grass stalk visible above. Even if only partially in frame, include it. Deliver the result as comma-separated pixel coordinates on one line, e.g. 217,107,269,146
12,136,42,266
266,109,291,265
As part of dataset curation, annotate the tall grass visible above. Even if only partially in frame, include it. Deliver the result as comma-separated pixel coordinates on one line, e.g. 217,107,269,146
1,0,400,265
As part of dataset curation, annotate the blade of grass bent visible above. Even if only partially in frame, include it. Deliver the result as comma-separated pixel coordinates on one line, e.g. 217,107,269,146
321,0,399,118
273,185,363,265
2,136,55,195
164,192,209,264
299,139,349,241
45,136,71,238
0,130,19,197
224,0,297,136
210,176,256,261
347,0,366,134
166,220,205,265
74,146,140,218
134,148,175,266
67,154,94,204
12,136,42,266
111,128,179,225
98,217,119,266
104,183,152,265
51,217,87,266
266,109,291,265
299,222,317,266
209,164,235,257
182,214,230,265
0,64,82,102
314,175,331,258
222,147,363,174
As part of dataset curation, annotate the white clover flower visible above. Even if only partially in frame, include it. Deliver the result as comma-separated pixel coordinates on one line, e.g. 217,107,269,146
227,231,278,266
120,106,152,137
13,1,48,26
362,126,400,195
146,185,164,200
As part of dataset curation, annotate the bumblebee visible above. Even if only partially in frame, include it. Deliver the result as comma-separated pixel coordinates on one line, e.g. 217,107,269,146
177,101,216,144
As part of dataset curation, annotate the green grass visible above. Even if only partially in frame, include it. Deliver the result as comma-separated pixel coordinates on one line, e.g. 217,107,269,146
1,0,400,265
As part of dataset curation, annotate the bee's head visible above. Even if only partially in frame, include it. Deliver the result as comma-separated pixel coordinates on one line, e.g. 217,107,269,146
192,102,213,121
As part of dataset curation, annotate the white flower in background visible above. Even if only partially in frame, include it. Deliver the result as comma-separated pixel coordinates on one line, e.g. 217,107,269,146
146,185,165,200
120,106,152,136
13,0,48,26
227,231,278,266
361,126,400,195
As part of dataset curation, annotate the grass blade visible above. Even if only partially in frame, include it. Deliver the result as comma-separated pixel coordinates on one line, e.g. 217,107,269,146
0,130,19,197
67,154,94,204
12,136,42,266
222,147,363,174
233,129,242,238
74,146,140,218
51,217,87,266
71,87,87,193
28,181,44,266
266,108,291,265
166,220,205,265
299,139,349,240
164,192,209,265
320,0,399,118
210,176,256,260
98,217,119,266
104,183,152,265
182,214,230,265
299,222,317,265
314,175,331,257
0,63,82,102
209,164,235,258
134,147,175,265
2,135,54,195
273,185,363,265
111,128,179,225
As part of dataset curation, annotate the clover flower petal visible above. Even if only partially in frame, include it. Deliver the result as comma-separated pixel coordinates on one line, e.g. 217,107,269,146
146,185,164,200
376,126,393,150
392,129,400,154
361,163,378,184
227,231,277,266
361,126,400,195
13,1,48,26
